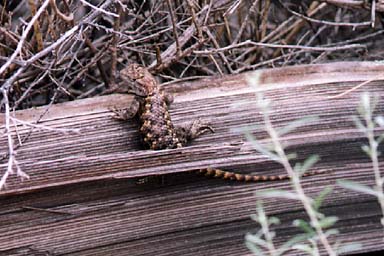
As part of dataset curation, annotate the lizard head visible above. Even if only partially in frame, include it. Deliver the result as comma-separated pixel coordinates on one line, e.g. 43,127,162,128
122,63,145,81
120,63,157,96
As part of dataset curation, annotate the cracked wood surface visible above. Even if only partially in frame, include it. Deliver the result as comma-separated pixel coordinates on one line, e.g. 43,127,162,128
0,61,384,255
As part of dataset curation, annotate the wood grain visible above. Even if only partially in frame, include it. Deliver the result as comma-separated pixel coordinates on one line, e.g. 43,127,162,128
0,62,384,255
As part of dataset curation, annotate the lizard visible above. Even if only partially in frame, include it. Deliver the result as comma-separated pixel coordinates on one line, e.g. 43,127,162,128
113,63,326,182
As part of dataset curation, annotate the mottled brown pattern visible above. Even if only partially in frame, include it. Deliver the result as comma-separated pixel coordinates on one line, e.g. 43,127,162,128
119,63,182,149
117,64,326,182
198,168,329,182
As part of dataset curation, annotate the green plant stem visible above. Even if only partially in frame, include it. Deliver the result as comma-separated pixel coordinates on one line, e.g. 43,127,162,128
261,105,336,256
259,210,278,255
364,108,384,227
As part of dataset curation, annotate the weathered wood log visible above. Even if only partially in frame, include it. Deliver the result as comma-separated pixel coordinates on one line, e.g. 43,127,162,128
0,62,384,255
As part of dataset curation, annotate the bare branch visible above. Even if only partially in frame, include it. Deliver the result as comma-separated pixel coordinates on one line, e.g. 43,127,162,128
279,0,371,27
79,0,119,17
0,0,50,77
0,89,29,190
193,40,365,55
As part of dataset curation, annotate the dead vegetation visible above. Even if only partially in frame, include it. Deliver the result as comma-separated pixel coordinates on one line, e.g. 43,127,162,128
1,0,383,108
1,1,384,255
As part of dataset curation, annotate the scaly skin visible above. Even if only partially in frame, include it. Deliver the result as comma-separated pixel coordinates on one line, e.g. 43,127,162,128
117,64,326,182
120,63,182,149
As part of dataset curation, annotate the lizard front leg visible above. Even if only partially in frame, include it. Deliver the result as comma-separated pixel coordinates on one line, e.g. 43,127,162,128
175,119,214,146
111,97,141,120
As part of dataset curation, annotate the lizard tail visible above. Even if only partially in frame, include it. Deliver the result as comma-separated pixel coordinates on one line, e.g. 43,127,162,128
198,167,329,182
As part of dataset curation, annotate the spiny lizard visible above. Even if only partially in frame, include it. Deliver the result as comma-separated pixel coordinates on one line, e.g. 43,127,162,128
114,63,325,182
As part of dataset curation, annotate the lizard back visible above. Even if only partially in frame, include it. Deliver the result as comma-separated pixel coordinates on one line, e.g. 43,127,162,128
121,64,182,150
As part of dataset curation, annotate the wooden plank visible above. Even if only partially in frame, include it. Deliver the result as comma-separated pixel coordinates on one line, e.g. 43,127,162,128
0,62,384,255
1,61,384,194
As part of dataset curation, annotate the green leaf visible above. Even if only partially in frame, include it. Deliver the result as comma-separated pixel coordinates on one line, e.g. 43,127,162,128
245,240,265,256
359,92,372,116
254,201,267,223
312,186,333,211
291,243,314,255
356,100,365,118
337,180,378,196
245,233,268,247
243,131,281,163
276,116,319,136
279,234,311,253
314,211,325,220
318,216,338,229
285,153,297,161
301,155,320,172
293,219,315,235
294,155,320,176
351,115,366,132
324,228,339,237
250,213,257,221
269,216,281,225
371,140,378,149
257,189,299,201
370,94,379,113
361,144,371,157
377,134,384,144
375,116,384,127
294,162,301,172
358,92,378,117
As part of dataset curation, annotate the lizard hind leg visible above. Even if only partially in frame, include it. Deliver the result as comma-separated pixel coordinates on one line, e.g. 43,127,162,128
162,92,174,106
175,119,214,146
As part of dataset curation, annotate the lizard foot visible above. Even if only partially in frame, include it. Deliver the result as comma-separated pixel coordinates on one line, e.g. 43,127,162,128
175,119,214,145
111,108,135,120
111,100,140,120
